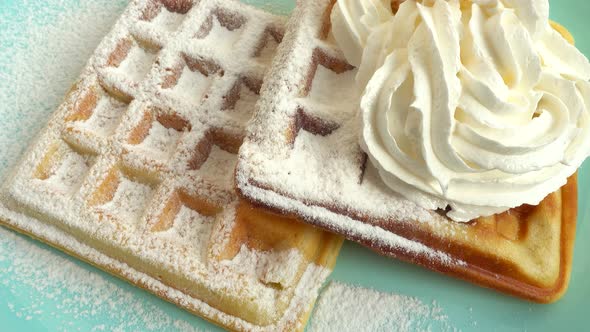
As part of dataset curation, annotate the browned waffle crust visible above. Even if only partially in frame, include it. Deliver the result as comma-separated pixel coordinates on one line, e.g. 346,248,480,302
236,0,577,303
0,0,343,330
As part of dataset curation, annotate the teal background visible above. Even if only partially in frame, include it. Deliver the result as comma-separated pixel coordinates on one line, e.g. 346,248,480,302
0,0,589,331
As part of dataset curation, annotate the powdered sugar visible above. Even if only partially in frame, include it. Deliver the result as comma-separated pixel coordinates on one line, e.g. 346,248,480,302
222,246,304,288
199,16,245,51
0,204,331,332
41,146,93,195
157,205,214,261
151,8,186,32
236,0,464,266
0,0,127,178
138,121,183,160
99,175,154,225
304,65,358,108
171,67,214,105
117,45,157,82
0,226,201,331
308,282,456,332
0,0,334,331
78,96,128,137
256,34,280,65
196,146,239,191
229,83,259,124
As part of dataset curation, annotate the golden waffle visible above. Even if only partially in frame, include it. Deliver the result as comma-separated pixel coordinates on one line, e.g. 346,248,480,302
236,0,577,303
0,0,343,330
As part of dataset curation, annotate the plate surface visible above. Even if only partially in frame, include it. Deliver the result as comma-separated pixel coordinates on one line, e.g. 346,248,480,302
0,0,589,331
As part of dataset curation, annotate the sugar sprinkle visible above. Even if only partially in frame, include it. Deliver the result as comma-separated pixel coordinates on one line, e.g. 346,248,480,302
308,282,457,332
0,2,205,329
0,226,202,331
0,0,126,178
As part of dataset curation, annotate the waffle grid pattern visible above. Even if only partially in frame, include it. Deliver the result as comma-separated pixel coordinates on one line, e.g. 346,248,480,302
237,0,440,249
0,0,341,330
236,0,576,302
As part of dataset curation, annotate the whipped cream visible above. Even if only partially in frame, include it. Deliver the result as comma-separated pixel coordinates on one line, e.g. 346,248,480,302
331,0,590,221
330,0,393,67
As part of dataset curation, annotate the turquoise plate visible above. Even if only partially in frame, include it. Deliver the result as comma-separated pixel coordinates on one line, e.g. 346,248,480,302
0,1,589,331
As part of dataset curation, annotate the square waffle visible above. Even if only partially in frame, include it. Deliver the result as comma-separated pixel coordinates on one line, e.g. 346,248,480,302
236,0,577,303
0,0,343,330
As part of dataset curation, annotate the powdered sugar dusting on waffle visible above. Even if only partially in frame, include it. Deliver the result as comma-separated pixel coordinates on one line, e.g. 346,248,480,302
172,66,213,104
151,8,185,32
236,0,465,265
118,46,158,82
0,0,337,330
138,121,184,159
222,246,304,289
201,15,245,50
0,205,330,332
99,175,155,224
198,146,239,189
157,205,214,260
0,225,203,331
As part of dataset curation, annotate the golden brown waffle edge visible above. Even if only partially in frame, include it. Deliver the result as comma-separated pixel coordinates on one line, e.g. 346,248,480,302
235,0,580,303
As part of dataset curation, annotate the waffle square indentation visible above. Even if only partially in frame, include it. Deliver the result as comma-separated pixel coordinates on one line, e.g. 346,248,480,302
65,86,128,139
32,140,96,196
150,189,220,261
253,27,283,65
88,166,156,228
195,8,246,51
159,54,223,105
220,77,262,125
127,109,191,161
140,0,193,32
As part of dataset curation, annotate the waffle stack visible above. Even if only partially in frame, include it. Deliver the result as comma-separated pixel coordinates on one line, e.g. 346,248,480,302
0,0,343,330
236,0,578,303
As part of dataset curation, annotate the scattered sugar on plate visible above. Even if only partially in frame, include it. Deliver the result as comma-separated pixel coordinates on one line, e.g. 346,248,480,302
0,227,203,331
308,282,457,332
0,0,126,179
0,1,204,330
0,1,460,331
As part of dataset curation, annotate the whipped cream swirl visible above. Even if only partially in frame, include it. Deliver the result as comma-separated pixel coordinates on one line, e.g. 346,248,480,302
331,0,590,221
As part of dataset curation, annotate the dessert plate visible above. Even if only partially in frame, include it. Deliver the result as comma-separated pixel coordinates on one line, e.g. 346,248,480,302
0,0,588,331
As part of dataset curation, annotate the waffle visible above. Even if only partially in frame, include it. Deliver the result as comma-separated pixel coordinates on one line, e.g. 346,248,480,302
236,0,578,303
0,0,343,330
